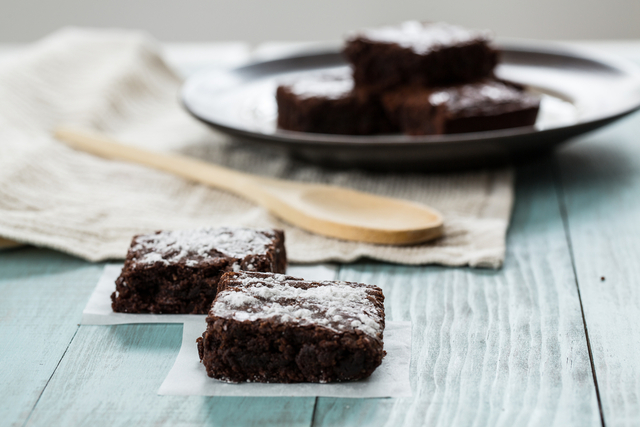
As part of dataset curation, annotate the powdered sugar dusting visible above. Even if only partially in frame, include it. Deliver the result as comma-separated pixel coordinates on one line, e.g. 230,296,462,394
131,227,276,265
356,21,490,55
283,70,353,100
212,274,383,338
430,80,540,114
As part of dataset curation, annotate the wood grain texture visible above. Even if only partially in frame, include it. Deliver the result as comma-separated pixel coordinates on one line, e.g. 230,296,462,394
25,323,316,427
0,247,104,427
314,160,600,427
557,112,640,426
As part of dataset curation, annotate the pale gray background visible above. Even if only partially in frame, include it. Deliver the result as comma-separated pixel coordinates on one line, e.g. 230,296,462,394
2,0,640,43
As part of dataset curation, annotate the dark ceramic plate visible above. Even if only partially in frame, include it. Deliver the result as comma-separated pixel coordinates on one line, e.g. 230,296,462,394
182,41,640,171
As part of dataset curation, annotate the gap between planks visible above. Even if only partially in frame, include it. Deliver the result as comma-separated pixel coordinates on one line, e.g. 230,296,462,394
552,158,606,427
22,326,81,427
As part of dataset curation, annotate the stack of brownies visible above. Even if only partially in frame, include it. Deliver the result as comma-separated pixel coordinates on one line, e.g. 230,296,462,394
276,21,541,136
112,227,386,383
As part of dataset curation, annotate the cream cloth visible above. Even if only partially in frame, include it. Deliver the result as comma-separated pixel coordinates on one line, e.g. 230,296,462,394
0,28,513,268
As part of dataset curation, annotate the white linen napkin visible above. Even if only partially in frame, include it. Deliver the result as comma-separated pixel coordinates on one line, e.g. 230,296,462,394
0,28,513,267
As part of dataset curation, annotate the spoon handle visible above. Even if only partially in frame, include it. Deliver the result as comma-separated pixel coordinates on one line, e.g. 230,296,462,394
54,127,444,245
54,127,263,202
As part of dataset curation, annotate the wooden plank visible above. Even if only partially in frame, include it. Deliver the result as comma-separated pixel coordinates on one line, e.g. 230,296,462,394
0,247,104,427
314,160,600,427
556,111,640,426
25,324,316,427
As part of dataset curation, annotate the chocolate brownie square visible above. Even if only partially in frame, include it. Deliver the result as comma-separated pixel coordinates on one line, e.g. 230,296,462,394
197,271,386,383
382,80,540,135
111,227,286,314
276,71,396,135
343,21,498,92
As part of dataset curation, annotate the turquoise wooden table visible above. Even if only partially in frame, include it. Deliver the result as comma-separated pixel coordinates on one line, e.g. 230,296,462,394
3,42,640,427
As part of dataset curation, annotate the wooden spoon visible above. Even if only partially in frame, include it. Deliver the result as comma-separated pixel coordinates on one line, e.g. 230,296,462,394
54,127,444,245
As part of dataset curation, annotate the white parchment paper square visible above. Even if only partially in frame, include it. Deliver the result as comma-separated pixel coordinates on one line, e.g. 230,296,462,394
81,263,339,325
159,319,412,398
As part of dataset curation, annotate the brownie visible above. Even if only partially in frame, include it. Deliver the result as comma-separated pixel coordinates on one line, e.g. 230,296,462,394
343,21,498,92
276,71,396,135
382,80,541,135
111,227,286,314
197,271,386,383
